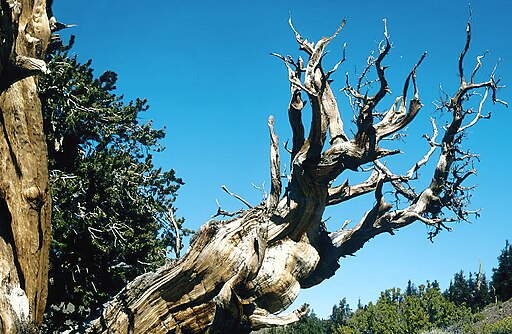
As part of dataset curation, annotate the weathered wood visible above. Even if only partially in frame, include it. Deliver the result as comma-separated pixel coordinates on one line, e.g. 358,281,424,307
0,0,51,332
85,18,505,334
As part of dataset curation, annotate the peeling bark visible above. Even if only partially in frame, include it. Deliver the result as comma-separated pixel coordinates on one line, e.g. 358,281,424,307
0,0,51,332
85,18,505,334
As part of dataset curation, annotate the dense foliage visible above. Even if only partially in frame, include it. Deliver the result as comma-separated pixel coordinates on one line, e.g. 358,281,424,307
492,240,512,302
38,37,186,332
267,282,473,334
481,316,512,334
445,270,492,311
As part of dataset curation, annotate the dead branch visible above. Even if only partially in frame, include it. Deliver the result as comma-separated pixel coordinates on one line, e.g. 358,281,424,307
249,304,309,330
267,116,282,210
165,209,182,258
212,199,245,218
86,16,507,334
221,185,252,208
327,170,381,205
406,117,440,179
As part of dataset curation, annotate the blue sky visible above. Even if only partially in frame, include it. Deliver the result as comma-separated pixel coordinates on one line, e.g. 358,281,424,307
53,0,511,318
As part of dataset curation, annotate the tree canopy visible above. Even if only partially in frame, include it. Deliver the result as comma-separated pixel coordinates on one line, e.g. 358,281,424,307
266,281,474,334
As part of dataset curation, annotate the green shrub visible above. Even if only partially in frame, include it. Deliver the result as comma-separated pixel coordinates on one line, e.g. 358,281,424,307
485,316,512,334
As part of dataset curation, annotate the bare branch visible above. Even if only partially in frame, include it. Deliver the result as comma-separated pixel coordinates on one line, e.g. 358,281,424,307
406,117,439,179
166,209,182,258
287,58,306,160
371,19,392,104
458,88,491,133
375,52,427,141
326,43,347,80
357,50,376,92
288,15,314,55
459,15,472,84
344,71,366,101
326,170,381,206
211,199,245,218
249,304,309,330
221,185,252,209
351,19,392,152
374,161,417,201
251,182,268,202
280,19,349,162
283,140,293,154
267,116,282,210
471,50,490,84
341,219,352,230
271,53,315,95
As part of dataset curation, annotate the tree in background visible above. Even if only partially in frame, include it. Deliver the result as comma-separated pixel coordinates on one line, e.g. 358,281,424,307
445,271,471,307
333,282,473,334
491,240,512,302
266,310,327,334
350,289,405,334
445,270,492,311
328,299,352,331
406,280,419,297
38,37,187,332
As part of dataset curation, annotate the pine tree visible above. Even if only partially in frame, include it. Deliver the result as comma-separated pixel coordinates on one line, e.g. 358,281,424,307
492,240,512,302
328,298,352,333
406,279,419,296
445,271,470,307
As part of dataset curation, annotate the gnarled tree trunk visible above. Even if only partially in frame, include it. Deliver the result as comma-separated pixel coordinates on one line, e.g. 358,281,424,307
86,18,505,334
0,0,51,332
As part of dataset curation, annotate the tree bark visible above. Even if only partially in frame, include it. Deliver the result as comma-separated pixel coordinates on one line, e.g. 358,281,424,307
0,0,51,332
86,18,505,334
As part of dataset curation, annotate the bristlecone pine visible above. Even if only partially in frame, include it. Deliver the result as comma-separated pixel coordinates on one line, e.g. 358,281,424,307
0,2,506,333
86,17,506,334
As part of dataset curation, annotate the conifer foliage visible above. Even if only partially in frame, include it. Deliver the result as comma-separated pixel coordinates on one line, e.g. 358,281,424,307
445,270,492,312
38,37,186,332
492,240,512,302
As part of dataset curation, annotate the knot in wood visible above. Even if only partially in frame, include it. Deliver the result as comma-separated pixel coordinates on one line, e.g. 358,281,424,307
23,186,41,202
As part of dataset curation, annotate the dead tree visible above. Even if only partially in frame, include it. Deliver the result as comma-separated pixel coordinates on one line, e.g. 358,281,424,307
0,0,52,332
85,16,506,334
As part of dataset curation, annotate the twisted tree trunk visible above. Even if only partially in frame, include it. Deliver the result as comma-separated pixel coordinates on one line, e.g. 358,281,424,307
0,0,52,332
86,18,505,334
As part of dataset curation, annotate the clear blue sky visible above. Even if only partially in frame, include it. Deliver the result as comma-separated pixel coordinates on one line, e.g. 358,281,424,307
53,0,511,318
